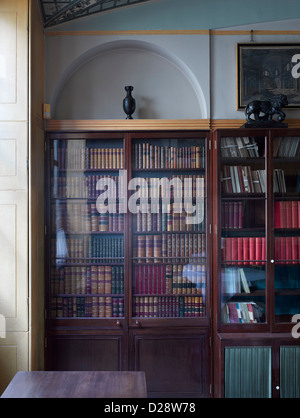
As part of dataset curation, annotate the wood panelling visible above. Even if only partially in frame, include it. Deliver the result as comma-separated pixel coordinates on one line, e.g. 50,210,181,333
0,332,29,395
0,191,28,332
0,122,27,190
46,333,127,372
130,328,210,398
0,0,28,121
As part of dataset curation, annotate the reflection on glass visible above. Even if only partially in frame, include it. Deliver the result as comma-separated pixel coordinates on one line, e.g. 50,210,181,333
220,136,266,325
273,136,300,324
49,138,125,319
131,137,207,319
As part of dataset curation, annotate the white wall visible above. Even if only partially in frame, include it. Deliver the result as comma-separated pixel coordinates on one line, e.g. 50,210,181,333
46,35,209,119
45,19,300,121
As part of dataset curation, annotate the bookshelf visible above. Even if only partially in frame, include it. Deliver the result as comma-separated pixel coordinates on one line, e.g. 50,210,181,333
213,128,300,398
129,133,209,326
215,129,300,331
45,130,211,397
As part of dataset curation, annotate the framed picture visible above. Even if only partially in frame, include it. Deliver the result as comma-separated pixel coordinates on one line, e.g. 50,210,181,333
237,43,300,109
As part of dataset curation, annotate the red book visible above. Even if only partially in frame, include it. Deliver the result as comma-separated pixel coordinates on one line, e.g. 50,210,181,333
280,237,286,264
275,237,280,261
255,237,262,265
249,237,255,264
231,237,238,261
233,202,239,229
292,237,298,264
274,201,281,228
292,201,298,228
238,201,243,228
262,237,266,264
280,201,286,228
139,266,144,294
237,237,243,265
286,237,292,262
134,265,139,293
243,237,249,265
225,238,232,261
286,201,292,228
148,265,153,294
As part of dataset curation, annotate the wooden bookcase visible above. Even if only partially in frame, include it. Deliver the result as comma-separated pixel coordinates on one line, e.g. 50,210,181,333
44,127,300,398
44,130,212,398
212,128,300,398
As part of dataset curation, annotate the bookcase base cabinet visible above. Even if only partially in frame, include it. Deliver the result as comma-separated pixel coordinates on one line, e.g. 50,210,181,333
214,334,300,398
45,331,128,372
129,328,211,398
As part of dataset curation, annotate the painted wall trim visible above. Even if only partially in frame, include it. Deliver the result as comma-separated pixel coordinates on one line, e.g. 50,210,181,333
45,30,300,37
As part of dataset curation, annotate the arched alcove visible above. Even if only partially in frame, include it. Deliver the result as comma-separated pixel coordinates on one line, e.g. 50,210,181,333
52,40,207,119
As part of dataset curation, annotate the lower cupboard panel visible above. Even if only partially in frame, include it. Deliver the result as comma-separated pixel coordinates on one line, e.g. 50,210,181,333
46,333,127,371
130,328,210,398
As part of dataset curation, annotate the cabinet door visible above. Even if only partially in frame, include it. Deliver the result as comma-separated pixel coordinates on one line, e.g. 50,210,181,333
224,346,272,398
46,133,127,328
271,133,300,331
46,332,127,371
130,328,210,397
129,132,210,327
280,346,300,398
216,130,268,331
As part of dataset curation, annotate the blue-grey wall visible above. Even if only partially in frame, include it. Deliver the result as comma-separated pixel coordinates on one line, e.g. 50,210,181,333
47,0,300,31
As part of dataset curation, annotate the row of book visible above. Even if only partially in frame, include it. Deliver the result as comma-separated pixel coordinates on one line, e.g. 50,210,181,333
130,175,205,199
133,143,205,169
221,166,265,193
221,237,266,265
221,137,260,158
52,175,126,199
273,136,300,157
52,236,124,263
274,236,300,263
134,203,205,232
221,201,243,229
52,145,124,170
222,267,251,294
221,167,288,194
274,200,300,228
133,296,206,318
50,265,124,296
222,236,300,264
52,174,205,200
133,233,206,263
52,296,124,318
222,301,264,323
133,264,206,295
51,202,125,233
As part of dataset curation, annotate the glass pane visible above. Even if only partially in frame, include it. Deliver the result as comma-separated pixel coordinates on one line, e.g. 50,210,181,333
49,137,125,319
225,347,271,398
131,136,207,319
273,136,300,324
220,135,266,324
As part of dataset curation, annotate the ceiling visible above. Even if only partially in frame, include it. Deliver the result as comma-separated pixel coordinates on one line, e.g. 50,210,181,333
39,0,153,28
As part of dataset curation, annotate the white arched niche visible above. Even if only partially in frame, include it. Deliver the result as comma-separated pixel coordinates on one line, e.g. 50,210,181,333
52,40,207,119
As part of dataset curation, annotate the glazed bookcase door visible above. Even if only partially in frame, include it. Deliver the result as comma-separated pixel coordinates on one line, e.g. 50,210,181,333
129,132,210,326
216,129,269,331
271,130,300,332
45,133,128,327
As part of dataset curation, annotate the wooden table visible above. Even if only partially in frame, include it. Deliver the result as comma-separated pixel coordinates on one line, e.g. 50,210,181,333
1,371,147,398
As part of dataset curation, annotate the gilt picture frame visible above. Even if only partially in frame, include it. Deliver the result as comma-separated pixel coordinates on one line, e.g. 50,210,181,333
237,43,300,109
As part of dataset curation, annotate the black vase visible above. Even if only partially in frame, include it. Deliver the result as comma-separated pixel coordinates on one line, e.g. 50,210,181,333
123,86,136,119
